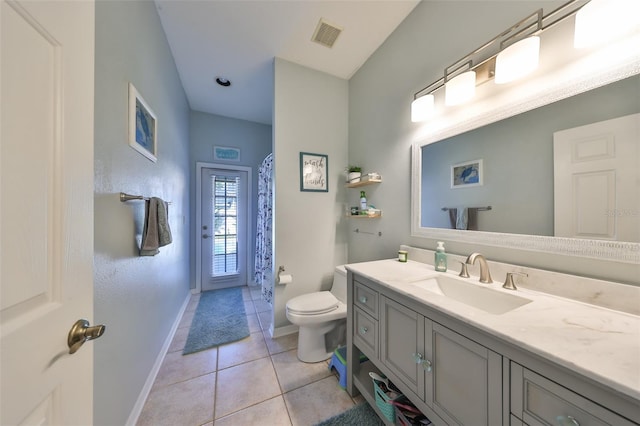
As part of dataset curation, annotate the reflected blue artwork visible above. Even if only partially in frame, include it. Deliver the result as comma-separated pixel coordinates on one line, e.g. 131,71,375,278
452,159,483,188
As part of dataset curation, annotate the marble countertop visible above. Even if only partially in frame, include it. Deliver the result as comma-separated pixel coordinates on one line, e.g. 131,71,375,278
345,259,640,401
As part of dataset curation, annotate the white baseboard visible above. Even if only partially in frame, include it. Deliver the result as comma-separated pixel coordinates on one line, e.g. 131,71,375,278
125,292,191,426
271,323,298,338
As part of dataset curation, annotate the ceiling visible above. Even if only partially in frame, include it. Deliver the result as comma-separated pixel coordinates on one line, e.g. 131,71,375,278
155,0,420,125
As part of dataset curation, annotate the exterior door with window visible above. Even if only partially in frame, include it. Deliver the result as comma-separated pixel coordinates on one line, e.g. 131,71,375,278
201,168,248,290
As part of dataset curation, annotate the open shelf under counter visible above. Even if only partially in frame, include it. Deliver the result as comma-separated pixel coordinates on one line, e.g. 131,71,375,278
352,360,395,426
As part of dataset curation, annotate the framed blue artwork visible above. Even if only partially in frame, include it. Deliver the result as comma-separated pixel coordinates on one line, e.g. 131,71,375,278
300,152,328,192
128,83,157,162
213,146,241,162
451,159,483,188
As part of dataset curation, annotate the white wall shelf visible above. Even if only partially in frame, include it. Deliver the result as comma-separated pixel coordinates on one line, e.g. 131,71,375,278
347,213,382,219
345,178,382,188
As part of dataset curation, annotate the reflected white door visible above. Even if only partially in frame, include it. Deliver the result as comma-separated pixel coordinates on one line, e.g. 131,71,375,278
200,167,250,291
1,0,96,424
554,113,639,242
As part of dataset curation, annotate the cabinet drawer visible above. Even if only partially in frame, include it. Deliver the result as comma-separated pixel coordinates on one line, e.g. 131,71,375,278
354,307,378,359
354,281,378,318
510,363,634,426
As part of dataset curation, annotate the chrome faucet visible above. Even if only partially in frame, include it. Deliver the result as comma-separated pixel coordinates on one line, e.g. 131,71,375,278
465,252,493,283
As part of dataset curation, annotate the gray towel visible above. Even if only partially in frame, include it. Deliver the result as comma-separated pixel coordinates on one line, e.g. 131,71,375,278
140,197,172,256
156,198,172,247
467,208,478,231
448,207,478,230
448,208,457,229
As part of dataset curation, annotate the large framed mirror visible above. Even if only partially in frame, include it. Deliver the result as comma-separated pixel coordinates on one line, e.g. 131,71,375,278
411,16,640,263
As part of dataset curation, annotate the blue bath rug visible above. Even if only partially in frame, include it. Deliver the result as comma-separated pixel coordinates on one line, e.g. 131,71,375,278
314,403,384,426
182,287,249,355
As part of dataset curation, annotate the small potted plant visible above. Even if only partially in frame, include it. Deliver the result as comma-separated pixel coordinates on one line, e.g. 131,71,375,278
347,166,362,183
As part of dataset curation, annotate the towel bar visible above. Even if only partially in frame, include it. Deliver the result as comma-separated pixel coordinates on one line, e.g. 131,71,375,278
353,228,382,236
120,192,172,204
441,206,491,211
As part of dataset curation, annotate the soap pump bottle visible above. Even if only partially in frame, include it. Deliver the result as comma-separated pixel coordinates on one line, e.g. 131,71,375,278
435,241,447,272
359,190,367,213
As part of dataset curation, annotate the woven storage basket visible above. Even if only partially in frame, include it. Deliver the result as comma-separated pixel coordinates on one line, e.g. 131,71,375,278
373,379,404,423
395,405,431,426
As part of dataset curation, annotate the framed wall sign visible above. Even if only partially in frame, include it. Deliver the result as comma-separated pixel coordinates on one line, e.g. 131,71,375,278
451,159,483,188
213,146,241,162
128,83,157,162
300,152,328,192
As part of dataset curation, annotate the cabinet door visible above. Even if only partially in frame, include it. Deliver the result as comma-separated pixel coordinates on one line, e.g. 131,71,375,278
427,322,502,426
380,296,425,399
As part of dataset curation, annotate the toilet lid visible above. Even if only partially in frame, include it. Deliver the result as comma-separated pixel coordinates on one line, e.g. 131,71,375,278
287,291,339,315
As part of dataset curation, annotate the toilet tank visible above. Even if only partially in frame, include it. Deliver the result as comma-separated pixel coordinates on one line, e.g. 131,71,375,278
330,265,347,303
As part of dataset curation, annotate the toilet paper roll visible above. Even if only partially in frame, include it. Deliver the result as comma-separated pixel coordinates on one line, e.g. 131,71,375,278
278,274,293,285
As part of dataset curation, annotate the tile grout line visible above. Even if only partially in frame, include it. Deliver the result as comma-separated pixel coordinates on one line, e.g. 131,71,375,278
144,287,358,426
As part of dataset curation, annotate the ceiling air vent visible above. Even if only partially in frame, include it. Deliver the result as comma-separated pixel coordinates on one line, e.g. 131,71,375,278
312,18,342,48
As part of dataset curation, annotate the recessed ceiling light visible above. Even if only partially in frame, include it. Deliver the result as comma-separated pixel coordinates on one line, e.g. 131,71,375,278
215,77,231,87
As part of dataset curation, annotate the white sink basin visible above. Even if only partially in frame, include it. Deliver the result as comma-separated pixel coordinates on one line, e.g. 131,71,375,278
408,275,532,315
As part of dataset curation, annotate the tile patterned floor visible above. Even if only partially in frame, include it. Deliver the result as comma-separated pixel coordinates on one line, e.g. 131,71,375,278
137,287,362,426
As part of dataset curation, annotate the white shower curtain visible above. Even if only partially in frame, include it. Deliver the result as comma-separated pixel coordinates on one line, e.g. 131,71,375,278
255,153,273,304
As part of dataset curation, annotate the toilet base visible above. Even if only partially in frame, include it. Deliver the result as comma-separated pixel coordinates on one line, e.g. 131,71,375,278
296,320,339,363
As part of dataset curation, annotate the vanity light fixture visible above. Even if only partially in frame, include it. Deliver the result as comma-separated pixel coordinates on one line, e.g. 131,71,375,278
444,51,479,106
411,94,434,122
494,36,540,84
494,10,542,85
411,77,444,122
410,0,602,122
445,70,476,106
574,0,640,48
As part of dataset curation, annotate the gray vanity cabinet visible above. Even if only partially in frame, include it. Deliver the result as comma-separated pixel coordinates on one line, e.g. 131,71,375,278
353,281,379,360
428,322,502,426
347,269,640,426
510,363,635,426
379,295,502,426
380,296,425,397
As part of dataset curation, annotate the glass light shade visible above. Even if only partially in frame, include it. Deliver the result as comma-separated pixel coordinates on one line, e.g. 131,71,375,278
445,71,476,106
574,0,640,48
495,36,540,84
411,94,435,122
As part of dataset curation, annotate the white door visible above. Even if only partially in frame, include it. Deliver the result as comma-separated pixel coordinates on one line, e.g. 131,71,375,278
1,1,97,424
200,166,250,291
554,113,639,242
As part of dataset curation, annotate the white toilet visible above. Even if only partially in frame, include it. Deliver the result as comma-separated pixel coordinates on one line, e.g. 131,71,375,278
285,265,347,363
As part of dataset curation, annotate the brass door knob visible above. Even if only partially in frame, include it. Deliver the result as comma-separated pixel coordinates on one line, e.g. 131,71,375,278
68,319,106,354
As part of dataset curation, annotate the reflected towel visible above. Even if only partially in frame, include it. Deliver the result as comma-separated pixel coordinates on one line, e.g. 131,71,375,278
456,208,468,230
140,197,172,256
467,208,478,231
448,208,457,229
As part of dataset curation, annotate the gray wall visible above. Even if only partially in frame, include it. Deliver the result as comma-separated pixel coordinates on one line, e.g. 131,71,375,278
94,1,190,425
189,112,272,288
272,58,349,333
348,0,639,284
421,76,640,235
